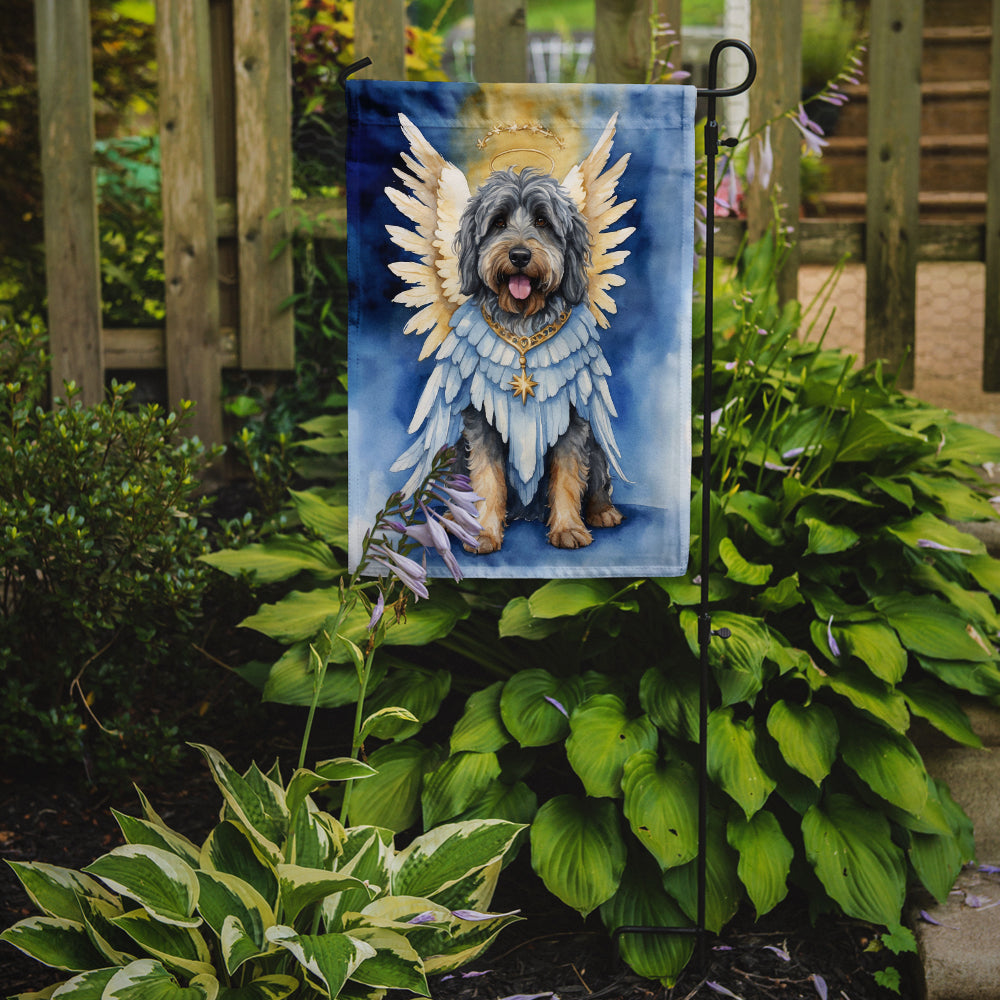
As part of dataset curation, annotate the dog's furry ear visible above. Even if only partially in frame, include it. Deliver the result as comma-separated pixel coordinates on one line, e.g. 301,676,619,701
455,193,482,297
558,200,591,306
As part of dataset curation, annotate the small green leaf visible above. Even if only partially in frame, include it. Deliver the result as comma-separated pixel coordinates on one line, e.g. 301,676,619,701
497,597,563,639
450,682,511,754
839,718,929,817
803,517,859,556
727,811,793,917
707,708,776,818
886,512,985,557
526,579,617,618
288,489,348,546
718,537,773,585
200,535,341,584
362,667,451,740
765,700,838,786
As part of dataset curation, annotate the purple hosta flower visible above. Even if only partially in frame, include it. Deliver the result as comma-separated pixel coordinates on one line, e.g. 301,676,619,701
497,994,557,1000
706,983,742,999
917,538,973,555
979,864,1000,874
407,911,438,925
441,970,493,982
811,974,828,1000
919,909,958,929
403,504,462,581
544,695,569,718
715,157,742,216
763,944,791,962
367,590,385,631
451,908,521,921
791,104,829,157
747,125,774,191
369,543,429,600
827,615,841,658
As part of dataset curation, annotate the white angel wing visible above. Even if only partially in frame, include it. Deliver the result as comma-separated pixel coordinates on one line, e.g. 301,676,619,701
561,112,636,330
385,114,472,360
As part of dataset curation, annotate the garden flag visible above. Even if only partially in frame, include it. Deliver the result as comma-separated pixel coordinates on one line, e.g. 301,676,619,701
346,80,696,578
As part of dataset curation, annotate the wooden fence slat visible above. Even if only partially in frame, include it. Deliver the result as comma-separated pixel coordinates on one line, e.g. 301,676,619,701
983,0,1000,389
594,0,656,84
34,0,103,405
474,0,527,82
233,0,294,369
864,0,923,389
746,0,801,304
157,0,223,445
354,0,407,80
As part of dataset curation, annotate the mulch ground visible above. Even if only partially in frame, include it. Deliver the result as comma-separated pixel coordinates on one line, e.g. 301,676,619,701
1,739,913,1000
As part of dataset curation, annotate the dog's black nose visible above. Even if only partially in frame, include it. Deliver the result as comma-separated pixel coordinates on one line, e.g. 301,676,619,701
508,247,532,269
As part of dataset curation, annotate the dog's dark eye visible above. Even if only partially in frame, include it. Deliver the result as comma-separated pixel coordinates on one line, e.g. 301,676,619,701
534,215,549,228
492,215,507,230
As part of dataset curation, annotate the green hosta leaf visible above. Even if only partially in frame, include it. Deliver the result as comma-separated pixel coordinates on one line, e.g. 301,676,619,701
680,610,770,706
421,752,502,828
599,854,694,987
453,779,538,827
265,926,375,997
111,908,214,978
4,862,118,923
874,594,995,662
347,740,442,832
621,751,698,871
727,811,793,918
216,976,299,1000
200,822,278,910
288,489,348,546
195,871,273,974
359,707,421,742
497,596,564,639
346,926,428,994
935,421,1000,464
724,490,784,545
839,718,928,816
200,535,341,583
661,811,741,933
886,512,985,556
530,795,626,917
765,701,838,786
527,579,617,618
707,708,776,818
260,643,386,709
450,682,511,754
908,472,998,521
835,410,927,463
810,662,910,732
393,820,524,901
802,793,906,926
362,667,451,740
910,562,1000,632
639,664,699,742
909,817,966,906
901,680,982,748
565,695,658,798
191,746,287,863
285,759,376,822
103,959,218,999
835,621,907,684
0,916,107,971
755,573,804,614
966,553,1000,597
112,812,201,868
83,846,200,928
803,517,859,556
718,537,772,586
866,474,914,509
499,670,584,747
655,572,737,606
277,865,374,925
916,655,1000,697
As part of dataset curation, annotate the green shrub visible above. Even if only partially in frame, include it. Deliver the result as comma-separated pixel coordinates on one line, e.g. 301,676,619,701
0,317,220,783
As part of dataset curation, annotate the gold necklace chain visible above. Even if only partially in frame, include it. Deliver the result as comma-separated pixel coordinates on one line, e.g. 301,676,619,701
480,306,572,404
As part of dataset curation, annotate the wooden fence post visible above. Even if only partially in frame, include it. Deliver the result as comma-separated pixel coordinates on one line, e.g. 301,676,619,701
157,0,223,445
864,0,923,389
594,0,661,84
34,0,104,405
746,0,801,305
474,0,527,82
233,0,294,369
354,0,407,80
983,0,1000,390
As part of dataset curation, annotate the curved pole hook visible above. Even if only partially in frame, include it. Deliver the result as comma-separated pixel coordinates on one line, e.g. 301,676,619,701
697,38,757,99
337,57,373,90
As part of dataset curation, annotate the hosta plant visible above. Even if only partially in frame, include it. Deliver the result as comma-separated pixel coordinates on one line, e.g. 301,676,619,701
1,744,523,999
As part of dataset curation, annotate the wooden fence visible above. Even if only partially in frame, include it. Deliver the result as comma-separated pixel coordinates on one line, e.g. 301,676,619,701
33,0,1000,445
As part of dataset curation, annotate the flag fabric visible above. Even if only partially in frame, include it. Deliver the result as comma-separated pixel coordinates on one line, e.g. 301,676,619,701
346,80,695,578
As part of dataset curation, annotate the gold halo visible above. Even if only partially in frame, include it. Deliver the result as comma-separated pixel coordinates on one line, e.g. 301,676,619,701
489,147,556,175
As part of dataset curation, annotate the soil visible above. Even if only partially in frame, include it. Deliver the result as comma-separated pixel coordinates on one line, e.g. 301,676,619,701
0,740,913,1000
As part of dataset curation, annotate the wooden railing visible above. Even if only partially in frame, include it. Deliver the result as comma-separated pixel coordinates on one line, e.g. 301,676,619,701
32,0,1000,445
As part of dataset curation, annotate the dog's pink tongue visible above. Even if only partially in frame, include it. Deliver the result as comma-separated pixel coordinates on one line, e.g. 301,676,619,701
509,275,532,300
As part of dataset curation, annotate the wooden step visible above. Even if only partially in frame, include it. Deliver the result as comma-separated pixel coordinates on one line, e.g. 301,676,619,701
813,190,987,222
922,0,991,28
922,25,993,83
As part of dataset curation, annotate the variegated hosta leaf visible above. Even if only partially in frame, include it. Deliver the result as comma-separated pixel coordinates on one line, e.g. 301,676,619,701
110,908,214,978
421,751,502,828
424,859,501,915
288,802,343,870
285,760,375,823
112,810,202,868
802,793,906,926
265,926,376,998
4,861,118,922
195,871,274,974
46,966,118,997
529,795,626,917
706,707,776,818
450,681,511,754
200,822,278,910
77,894,136,966
565,695,658,799
727,810,793,917
276,864,376,925
83,846,200,928
391,820,524,901
102,958,218,999
765,700,838,786
0,916,107,971
345,926,429,995
190,745,288,863
599,854,694,987
214,974,299,1000
323,829,393,931
621,751,699,871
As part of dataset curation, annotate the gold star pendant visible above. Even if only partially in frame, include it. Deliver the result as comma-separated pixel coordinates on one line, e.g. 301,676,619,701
510,366,538,404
